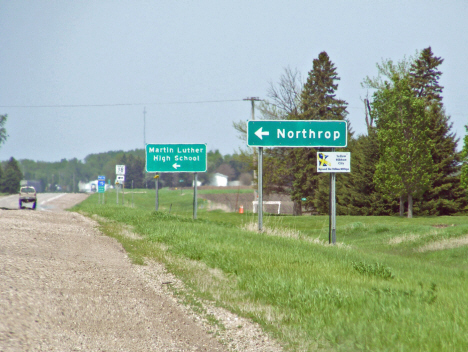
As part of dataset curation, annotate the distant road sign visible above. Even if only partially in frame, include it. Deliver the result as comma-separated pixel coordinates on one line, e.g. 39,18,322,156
146,144,207,173
317,152,351,173
116,175,125,184
98,180,105,193
98,175,105,181
247,120,347,147
116,165,125,175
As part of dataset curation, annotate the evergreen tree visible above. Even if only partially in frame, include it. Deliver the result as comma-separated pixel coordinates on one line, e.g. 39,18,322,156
343,130,398,215
409,47,465,214
0,163,3,192
409,47,443,103
1,157,23,194
291,51,349,212
460,126,468,205
126,154,145,189
0,114,7,148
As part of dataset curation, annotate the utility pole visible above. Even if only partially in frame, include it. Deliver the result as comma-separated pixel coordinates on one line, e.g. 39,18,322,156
143,107,146,148
243,97,261,120
244,97,262,230
243,97,262,181
144,107,147,188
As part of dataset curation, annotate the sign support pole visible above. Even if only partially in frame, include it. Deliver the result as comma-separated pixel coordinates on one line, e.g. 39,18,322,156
155,176,159,211
116,184,119,205
329,171,331,244
258,147,263,231
330,147,336,244
193,172,198,219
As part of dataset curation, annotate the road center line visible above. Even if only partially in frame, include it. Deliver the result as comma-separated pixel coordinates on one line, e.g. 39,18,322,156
40,193,66,205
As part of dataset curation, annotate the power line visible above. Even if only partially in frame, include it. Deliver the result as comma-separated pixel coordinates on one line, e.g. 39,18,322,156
0,99,244,109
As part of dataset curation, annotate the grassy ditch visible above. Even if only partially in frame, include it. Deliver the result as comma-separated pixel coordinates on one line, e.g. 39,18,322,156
73,188,468,351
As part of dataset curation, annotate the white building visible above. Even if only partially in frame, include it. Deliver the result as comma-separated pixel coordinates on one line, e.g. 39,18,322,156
210,173,228,187
78,180,111,192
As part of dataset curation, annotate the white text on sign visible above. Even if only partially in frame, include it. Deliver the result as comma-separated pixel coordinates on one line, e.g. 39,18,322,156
277,129,341,141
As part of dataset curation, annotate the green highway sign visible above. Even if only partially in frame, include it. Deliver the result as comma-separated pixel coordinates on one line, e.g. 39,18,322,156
247,120,347,147
98,176,105,193
146,143,207,173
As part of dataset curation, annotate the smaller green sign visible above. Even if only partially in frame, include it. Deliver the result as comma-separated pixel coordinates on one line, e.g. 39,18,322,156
146,143,207,173
98,179,105,193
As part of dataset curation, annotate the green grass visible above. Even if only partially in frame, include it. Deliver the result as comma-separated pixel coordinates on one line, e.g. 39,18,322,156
73,188,468,351
197,188,254,195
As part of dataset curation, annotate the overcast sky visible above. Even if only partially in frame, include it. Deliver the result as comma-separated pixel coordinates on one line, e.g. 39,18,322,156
1,1,467,162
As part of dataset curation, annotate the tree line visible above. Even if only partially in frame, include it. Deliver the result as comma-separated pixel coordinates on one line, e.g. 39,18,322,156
0,146,251,193
234,47,467,218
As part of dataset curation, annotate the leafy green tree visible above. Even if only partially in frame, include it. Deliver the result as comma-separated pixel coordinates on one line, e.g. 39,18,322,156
207,150,224,173
372,76,434,218
291,51,349,212
362,56,416,215
1,157,23,193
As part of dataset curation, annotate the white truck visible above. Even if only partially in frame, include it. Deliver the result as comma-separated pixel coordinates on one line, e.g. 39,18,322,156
19,186,37,210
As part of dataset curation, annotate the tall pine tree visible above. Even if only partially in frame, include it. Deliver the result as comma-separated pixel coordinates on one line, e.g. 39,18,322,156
409,47,465,215
0,114,7,148
460,125,468,204
291,52,349,213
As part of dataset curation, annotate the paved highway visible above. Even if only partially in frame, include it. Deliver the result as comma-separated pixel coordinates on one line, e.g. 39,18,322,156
0,193,69,211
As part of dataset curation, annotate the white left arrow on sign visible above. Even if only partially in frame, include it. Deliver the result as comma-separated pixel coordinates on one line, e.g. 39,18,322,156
255,127,269,140
172,163,181,169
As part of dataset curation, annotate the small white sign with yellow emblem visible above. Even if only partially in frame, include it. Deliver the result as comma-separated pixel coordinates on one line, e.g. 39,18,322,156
317,152,351,173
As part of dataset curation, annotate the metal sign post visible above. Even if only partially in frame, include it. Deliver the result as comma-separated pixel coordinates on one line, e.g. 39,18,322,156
317,151,351,244
258,147,263,231
193,173,198,220
115,166,125,206
331,172,336,244
154,175,159,211
330,148,336,244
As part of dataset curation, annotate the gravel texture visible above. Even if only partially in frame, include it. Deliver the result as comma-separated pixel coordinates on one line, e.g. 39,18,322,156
0,194,283,352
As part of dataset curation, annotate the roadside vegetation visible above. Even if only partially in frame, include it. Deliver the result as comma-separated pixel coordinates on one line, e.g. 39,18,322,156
73,188,468,351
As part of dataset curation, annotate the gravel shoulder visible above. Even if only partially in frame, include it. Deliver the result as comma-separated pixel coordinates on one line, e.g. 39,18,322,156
0,194,283,351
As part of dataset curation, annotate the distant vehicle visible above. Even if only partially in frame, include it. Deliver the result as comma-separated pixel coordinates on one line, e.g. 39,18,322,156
19,186,37,210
